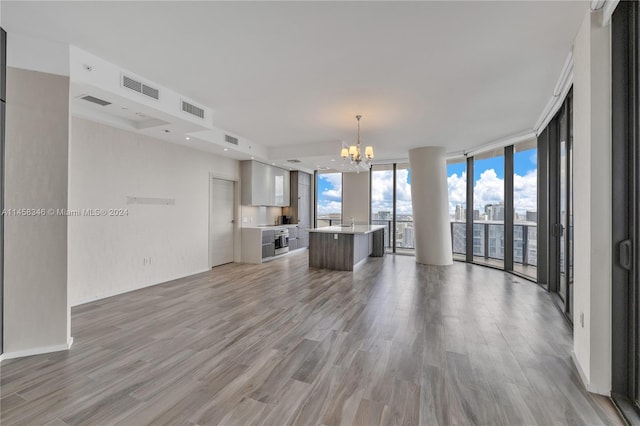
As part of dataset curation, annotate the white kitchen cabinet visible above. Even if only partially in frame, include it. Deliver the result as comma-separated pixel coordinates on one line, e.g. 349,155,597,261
241,160,290,206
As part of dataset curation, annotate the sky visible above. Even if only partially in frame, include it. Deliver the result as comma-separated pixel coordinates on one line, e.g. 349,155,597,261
316,147,538,217
448,148,537,215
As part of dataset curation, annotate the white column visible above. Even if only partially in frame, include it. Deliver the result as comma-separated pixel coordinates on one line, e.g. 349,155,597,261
571,9,611,395
408,147,453,265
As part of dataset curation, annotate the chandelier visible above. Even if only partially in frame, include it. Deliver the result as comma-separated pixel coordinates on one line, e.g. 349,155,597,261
341,115,374,168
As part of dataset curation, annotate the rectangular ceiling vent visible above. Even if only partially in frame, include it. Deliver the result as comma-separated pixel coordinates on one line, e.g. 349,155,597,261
182,100,205,119
224,134,239,145
287,159,301,163
80,95,112,106
121,74,160,100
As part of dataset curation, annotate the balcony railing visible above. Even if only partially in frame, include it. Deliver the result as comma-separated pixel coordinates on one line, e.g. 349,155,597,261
370,220,414,250
318,218,536,268
449,221,537,267
316,218,342,228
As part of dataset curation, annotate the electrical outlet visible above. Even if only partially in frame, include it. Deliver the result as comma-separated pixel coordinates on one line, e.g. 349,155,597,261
143,258,147,266
580,312,584,328
334,234,338,240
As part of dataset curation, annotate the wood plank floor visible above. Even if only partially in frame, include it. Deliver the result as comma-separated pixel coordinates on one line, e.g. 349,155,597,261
1,252,623,425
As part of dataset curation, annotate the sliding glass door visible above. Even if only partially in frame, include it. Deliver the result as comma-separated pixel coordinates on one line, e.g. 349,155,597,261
369,163,414,254
316,171,342,227
371,164,394,250
549,94,573,319
395,163,414,252
612,2,640,421
447,159,467,261
472,149,505,268
513,140,538,279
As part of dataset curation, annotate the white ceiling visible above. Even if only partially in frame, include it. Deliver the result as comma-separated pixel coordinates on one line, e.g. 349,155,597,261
2,1,588,165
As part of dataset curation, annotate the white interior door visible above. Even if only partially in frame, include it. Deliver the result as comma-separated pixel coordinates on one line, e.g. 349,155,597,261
210,178,235,267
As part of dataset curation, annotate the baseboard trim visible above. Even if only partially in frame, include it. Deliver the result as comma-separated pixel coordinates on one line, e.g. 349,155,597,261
571,351,611,396
0,337,73,362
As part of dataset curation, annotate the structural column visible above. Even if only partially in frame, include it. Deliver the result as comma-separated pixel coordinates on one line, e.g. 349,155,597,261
408,147,453,265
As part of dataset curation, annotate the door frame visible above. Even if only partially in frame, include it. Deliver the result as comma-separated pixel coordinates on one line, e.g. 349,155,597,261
208,174,239,268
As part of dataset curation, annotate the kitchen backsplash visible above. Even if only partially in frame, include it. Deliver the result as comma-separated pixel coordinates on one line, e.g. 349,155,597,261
241,206,282,227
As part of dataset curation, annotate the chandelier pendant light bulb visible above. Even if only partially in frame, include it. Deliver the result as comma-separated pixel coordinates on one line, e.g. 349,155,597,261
341,114,374,169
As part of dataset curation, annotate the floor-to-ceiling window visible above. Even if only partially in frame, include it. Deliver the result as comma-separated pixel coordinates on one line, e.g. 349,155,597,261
447,159,467,261
513,140,538,279
395,163,414,252
371,164,394,250
611,3,640,421
316,171,342,227
472,149,505,268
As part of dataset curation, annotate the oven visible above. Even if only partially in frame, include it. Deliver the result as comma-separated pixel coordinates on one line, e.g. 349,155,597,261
274,229,289,255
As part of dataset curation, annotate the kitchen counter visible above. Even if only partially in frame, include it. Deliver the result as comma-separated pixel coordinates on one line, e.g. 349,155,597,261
242,224,299,230
308,225,385,271
308,225,386,235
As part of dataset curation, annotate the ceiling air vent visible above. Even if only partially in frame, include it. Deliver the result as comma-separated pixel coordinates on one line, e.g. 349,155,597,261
121,74,159,100
80,95,111,106
142,85,159,100
287,159,301,163
224,134,239,145
182,100,205,119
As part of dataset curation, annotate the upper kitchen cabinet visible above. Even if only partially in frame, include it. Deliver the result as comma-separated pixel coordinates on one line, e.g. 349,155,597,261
240,160,290,206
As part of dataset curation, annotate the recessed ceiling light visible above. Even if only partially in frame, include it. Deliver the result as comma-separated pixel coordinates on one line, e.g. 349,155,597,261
272,163,275,166
224,148,228,152
331,159,336,162
185,136,190,140
251,156,255,160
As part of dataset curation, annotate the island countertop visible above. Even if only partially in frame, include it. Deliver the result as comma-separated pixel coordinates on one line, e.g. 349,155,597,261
308,224,386,235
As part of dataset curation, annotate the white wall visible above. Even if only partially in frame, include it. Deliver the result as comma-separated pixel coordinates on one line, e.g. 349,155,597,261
68,117,240,306
342,171,370,225
572,9,612,395
4,67,70,356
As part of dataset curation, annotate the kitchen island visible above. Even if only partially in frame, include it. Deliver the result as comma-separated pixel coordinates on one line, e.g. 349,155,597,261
308,225,385,271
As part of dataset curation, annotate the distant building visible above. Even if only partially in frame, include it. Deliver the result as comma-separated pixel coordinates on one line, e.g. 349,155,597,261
484,203,505,221
473,209,480,220
403,225,414,248
377,210,391,221
526,211,537,222
455,204,466,221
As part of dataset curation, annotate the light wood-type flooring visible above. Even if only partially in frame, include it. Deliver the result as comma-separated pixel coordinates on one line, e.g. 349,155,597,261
1,252,623,425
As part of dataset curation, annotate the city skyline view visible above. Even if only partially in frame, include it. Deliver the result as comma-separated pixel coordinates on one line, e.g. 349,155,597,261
317,148,537,221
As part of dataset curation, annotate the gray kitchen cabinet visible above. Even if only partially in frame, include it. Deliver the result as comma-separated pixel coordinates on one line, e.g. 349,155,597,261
286,171,312,228
288,238,298,251
262,229,275,244
262,243,275,259
241,160,290,206
288,226,298,239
